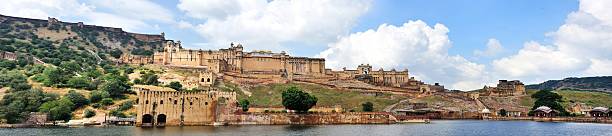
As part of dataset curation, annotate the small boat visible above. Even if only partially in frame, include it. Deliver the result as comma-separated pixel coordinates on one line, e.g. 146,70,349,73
213,122,228,126
398,119,430,124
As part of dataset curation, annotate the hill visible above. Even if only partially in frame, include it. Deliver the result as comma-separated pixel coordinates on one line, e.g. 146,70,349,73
526,76,612,93
0,14,165,60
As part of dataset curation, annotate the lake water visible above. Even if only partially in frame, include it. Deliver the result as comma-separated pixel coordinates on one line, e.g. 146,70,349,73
1,120,611,136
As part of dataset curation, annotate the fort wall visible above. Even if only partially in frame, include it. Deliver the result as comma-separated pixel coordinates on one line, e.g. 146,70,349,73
222,112,394,125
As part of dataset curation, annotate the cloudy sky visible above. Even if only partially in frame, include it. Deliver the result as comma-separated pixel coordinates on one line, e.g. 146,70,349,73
1,0,611,90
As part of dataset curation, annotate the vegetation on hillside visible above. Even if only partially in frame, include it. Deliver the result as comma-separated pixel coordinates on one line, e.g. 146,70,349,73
282,87,318,113
526,76,612,92
529,89,569,116
244,83,409,112
0,55,136,123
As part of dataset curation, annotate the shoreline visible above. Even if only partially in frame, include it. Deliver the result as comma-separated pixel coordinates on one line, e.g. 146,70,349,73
484,117,612,124
2,117,610,128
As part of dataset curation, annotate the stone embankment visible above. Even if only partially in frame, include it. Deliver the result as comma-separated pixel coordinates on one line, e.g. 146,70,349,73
221,112,395,125
487,117,612,124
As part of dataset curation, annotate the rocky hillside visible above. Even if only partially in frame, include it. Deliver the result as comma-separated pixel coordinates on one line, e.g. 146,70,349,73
0,14,165,60
526,76,612,93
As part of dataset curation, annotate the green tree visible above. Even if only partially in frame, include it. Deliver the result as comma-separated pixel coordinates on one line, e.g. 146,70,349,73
281,86,317,113
99,74,130,98
239,99,250,112
67,77,92,89
362,102,374,112
89,90,110,103
0,89,50,123
39,97,74,121
59,61,80,74
0,60,16,70
0,70,31,91
65,90,89,109
100,98,114,106
110,48,123,58
83,109,96,118
168,81,182,91
140,72,159,85
42,67,63,86
24,64,45,76
117,100,133,111
531,89,569,116
109,109,126,118
499,109,508,117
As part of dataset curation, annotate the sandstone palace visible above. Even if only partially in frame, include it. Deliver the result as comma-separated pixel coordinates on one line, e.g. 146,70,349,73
121,40,418,89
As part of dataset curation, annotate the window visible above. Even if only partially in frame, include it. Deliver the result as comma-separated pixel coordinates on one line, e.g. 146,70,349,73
201,78,205,82
205,102,208,105
174,100,177,105
145,100,149,104
160,100,164,105
207,78,211,82
190,102,193,105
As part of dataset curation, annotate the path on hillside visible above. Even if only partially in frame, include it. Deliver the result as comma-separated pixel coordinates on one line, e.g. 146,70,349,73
87,49,102,64
384,99,410,112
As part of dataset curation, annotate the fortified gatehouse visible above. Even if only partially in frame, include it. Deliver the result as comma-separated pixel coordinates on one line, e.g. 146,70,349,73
481,80,526,97
135,87,236,127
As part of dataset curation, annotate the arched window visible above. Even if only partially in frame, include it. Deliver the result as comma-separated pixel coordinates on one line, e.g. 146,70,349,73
205,102,208,105
174,100,177,105
207,78,211,82
160,100,164,105
145,100,149,104
201,78,205,82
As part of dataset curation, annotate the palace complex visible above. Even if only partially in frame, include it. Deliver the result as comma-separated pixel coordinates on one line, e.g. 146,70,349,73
120,40,429,91
481,80,526,97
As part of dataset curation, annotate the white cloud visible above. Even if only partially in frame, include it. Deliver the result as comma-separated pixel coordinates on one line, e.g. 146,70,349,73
318,20,490,90
474,38,504,57
0,0,92,19
0,0,174,33
180,0,371,50
177,20,194,29
492,0,612,83
89,0,174,23
177,0,248,20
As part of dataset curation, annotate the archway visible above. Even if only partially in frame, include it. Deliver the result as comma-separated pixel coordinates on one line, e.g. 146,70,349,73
157,114,166,127
142,114,153,124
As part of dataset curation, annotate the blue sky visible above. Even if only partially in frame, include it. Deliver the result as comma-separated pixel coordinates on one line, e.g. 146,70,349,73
355,0,578,63
137,0,580,64
1,0,610,90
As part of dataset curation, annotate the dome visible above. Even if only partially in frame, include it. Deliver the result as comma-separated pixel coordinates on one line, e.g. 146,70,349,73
535,106,552,113
592,107,609,112
481,109,491,113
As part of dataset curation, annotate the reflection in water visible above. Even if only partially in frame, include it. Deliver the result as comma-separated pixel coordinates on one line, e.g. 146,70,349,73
284,125,318,131
1,120,611,136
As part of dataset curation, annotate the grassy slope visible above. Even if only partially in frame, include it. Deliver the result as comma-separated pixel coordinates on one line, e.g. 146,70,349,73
519,89,612,108
243,82,409,112
557,89,612,107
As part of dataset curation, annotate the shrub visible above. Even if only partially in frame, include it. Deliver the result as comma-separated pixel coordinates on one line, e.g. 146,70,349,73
117,101,133,111
84,109,96,118
100,98,114,106
91,103,101,109
65,90,90,109
90,90,110,103
362,102,374,112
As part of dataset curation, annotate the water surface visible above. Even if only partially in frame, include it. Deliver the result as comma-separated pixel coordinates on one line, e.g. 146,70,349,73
1,120,611,136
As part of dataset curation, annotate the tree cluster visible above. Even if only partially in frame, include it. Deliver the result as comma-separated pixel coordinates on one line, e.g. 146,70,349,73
530,89,569,116
281,87,318,113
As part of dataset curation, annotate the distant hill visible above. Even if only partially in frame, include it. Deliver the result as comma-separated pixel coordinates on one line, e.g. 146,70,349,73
526,76,612,93
0,14,165,63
